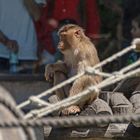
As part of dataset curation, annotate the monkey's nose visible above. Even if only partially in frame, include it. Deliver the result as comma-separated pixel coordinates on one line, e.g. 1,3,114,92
60,32,67,37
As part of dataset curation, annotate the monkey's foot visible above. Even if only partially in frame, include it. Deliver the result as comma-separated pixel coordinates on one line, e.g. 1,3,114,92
62,105,81,116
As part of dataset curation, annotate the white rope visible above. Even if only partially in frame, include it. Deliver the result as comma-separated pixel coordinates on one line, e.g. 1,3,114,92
101,59,140,84
85,68,112,78
17,45,136,109
132,38,140,51
24,68,140,119
94,44,135,68
119,59,140,74
29,96,51,107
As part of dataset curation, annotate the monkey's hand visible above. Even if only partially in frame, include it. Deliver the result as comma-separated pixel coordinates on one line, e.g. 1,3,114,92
45,61,68,82
45,64,55,82
61,105,81,116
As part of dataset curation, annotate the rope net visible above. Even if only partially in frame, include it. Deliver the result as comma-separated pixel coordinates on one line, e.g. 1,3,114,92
17,39,140,122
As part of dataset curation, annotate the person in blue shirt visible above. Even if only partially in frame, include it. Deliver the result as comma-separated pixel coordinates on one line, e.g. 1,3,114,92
0,0,43,73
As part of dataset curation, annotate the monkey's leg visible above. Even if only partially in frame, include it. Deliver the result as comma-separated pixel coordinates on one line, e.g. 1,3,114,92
62,76,98,115
47,71,71,117
54,71,71,100
61,77,86,116
45,61,70,102
48,71,71,103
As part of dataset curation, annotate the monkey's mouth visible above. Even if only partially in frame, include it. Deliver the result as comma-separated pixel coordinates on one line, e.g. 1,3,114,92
58,45,65,51
58,41,65,51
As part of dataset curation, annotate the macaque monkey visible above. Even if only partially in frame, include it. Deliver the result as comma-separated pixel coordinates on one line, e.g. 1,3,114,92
45,24,102,115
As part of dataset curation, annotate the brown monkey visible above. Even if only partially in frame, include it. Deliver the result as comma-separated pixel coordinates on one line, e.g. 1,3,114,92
45,24,102,115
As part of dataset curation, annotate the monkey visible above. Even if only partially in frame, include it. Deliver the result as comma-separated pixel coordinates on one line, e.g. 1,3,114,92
45,24,102,115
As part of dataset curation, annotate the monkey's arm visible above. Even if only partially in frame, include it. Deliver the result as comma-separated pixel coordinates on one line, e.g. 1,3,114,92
45,61,68,81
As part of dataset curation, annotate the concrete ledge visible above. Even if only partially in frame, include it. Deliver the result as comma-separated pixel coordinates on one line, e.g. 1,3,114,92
0,73,45,81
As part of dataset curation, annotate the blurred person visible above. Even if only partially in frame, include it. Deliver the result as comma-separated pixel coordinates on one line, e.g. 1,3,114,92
127,15,140,64
24,0,53,73
24,0,57,73
122,0,140,66
131,15,140,42
122,0,140,41
103,0,140,67
0,30,19,72
103,0,140,41
0,0,42,73
96,0,122,72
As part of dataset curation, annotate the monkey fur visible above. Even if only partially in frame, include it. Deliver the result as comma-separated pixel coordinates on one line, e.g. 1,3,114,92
45,24,102,115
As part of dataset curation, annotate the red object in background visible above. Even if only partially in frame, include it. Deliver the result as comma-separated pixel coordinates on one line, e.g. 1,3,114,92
34,0,100,54
52,0,100,37
52,0,80,24
85,0,100,38
34,5,56,55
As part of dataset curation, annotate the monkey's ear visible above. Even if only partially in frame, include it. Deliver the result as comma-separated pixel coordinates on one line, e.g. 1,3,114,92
74,29,82,38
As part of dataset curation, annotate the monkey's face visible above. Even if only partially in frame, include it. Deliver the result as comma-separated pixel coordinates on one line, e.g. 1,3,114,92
58,30,73,52
58,24,84,53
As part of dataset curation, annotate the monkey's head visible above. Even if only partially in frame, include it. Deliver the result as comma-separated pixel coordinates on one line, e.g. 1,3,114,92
58,24,86,53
